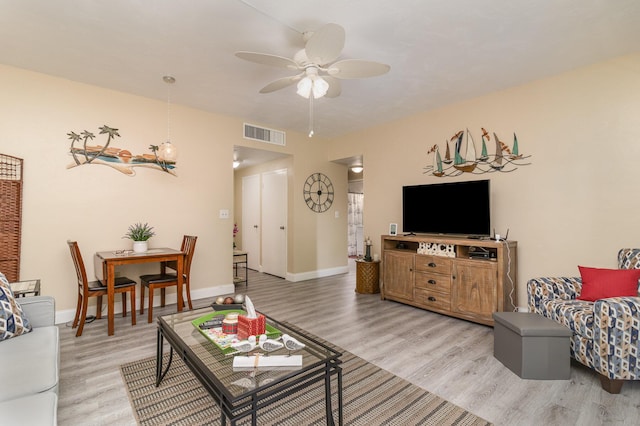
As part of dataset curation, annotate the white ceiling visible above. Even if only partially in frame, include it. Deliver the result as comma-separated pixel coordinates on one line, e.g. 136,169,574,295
1,0,639,142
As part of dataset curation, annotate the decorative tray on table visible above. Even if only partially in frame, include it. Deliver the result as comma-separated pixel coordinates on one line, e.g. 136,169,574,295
191,310,281,355
210,303,244,311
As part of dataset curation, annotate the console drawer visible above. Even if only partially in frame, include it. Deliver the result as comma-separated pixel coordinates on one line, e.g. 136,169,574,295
415,255,452,274
414,271,451,293
414,288,451,311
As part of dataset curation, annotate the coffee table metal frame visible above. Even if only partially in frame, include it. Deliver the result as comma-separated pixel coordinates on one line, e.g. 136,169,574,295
156,308,343,425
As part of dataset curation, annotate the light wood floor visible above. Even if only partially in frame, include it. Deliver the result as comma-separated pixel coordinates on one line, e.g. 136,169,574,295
58,261,640,425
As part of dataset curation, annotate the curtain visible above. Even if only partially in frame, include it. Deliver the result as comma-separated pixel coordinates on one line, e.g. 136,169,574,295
347,193,364,256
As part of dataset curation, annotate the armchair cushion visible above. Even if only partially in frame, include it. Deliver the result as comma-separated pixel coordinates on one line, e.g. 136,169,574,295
577,266,640,301
527,277,582,313
541,298,595,339
0,272,31,341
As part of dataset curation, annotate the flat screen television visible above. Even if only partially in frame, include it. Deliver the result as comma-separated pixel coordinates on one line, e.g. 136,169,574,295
402,179,491,236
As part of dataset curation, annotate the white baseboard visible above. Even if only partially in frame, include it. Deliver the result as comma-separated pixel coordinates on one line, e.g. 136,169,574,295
287,266,349,282
54,283,235,325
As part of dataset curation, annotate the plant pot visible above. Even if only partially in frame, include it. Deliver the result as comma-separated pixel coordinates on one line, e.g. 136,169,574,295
133,241,148,253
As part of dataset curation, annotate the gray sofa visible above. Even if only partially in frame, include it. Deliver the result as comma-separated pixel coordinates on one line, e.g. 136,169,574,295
0,295,59,425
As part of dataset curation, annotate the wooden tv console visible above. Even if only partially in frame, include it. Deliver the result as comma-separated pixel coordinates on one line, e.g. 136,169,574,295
380,234,517,326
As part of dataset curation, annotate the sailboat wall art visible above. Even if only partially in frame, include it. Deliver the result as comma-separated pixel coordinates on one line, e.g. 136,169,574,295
425,128,531,177
66,125,177,177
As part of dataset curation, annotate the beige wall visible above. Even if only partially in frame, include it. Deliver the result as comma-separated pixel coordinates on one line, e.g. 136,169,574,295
0,64,347,322
0,65,235,321
328,53,640,308
3,52,639,317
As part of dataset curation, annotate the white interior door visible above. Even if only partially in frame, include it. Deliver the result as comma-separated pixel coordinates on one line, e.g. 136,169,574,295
241,174,261,271
261,169,287,278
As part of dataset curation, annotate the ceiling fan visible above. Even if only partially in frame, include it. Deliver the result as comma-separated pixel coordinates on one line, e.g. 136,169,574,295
235,23,390,100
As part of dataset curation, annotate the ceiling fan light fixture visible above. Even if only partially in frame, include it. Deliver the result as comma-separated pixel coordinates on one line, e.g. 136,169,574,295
296,77,313,98
312,76,329,98
296,71,329,99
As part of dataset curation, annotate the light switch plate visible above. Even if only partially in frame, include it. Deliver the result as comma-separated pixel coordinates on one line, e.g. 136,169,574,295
219,209,230,219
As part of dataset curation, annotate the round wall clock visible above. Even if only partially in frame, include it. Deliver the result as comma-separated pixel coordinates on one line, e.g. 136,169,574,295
303,172,334,213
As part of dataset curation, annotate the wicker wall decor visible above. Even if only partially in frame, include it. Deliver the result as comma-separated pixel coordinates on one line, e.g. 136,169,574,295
0,154,23,281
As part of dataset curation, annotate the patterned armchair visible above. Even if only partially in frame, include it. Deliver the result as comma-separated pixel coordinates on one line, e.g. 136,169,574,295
527,249,640,394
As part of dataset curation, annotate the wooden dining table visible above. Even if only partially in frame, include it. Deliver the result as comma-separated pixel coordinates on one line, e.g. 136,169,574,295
95,247,185,336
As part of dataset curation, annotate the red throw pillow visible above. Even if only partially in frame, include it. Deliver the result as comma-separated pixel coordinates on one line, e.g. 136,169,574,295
577,266,640,301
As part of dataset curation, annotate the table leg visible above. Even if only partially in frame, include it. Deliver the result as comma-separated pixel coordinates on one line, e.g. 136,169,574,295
337,367,343,426
107,262,115,336
325,364,335,426
252,394,257,426
156,327,163,385
156,328,174,387
176,254,184,312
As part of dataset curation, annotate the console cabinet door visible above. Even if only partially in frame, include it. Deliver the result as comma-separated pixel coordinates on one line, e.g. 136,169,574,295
382,251,414,301
451,260,497,322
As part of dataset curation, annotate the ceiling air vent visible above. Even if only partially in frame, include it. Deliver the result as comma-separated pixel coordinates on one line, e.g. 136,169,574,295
243,123,286,146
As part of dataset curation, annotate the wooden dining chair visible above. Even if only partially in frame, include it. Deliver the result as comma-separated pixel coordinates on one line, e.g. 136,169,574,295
68,240,137,337
139,235,197,323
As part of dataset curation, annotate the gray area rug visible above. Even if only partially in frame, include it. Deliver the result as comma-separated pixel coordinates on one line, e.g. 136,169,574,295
121,336,491,425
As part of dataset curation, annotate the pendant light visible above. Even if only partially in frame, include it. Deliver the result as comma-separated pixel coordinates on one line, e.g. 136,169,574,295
159,75,177,163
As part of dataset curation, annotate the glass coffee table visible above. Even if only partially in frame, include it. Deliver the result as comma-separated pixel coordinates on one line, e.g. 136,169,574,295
156,307,343,425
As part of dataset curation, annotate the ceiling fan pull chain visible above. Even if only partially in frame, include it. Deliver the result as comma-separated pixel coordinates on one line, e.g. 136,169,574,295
308,95,314,138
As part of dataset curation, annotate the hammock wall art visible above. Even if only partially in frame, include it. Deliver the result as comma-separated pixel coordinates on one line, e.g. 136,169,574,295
66,125,177,176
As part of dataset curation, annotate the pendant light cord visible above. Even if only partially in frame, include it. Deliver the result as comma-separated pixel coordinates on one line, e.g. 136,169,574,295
163,76,175,143
166,84,171,142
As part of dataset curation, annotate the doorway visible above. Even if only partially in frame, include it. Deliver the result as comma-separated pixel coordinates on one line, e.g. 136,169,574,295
239,169,288,278
348,167,364,258
347,193,364,257
234,145,290,278
241,174,260,271
261,169,287,278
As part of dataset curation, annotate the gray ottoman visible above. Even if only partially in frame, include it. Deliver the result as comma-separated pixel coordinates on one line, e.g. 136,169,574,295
493,312,572,380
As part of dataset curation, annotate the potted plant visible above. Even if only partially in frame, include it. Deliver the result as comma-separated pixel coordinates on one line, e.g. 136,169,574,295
123,222,155,253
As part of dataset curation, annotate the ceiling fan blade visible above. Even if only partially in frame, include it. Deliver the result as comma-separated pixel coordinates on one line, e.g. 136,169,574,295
304,23,345,65
259,75,302,94
323,76,341,98
327,59,391,79
235,51,299,70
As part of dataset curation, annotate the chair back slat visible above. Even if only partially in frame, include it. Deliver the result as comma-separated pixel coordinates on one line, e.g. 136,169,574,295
67,240,89,292
181,235,198,277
